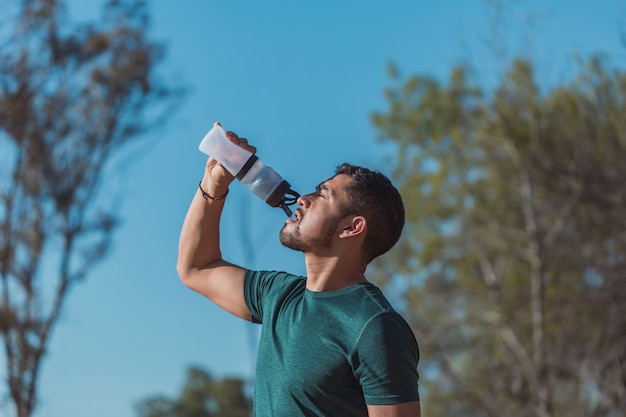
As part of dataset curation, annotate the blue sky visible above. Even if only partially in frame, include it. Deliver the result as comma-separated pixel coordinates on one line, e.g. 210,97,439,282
5,1,623,416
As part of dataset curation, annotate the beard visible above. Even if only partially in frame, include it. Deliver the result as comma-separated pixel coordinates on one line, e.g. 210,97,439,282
279,216,341,252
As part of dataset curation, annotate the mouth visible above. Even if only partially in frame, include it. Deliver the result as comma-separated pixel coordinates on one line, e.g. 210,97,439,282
285,209,301,224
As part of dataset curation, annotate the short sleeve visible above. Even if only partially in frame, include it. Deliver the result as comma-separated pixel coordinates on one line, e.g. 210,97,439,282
243,270,304,324
350,312,420,405
243,270,265,324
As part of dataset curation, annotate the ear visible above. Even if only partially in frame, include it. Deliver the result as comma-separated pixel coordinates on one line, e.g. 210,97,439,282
338,215,367,239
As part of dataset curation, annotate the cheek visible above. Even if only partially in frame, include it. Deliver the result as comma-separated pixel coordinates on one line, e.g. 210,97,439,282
304,212,325,230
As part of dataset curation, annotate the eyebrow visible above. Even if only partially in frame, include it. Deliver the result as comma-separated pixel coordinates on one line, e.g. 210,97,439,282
316,183,332,197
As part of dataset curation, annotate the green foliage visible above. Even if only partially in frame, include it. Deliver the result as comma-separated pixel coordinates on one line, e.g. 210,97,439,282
372,56,626,417
135,366,252,417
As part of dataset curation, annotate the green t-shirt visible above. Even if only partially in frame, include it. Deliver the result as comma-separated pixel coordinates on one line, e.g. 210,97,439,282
244,270,420,417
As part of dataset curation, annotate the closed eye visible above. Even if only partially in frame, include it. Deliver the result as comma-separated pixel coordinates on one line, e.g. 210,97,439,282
316,184,330,199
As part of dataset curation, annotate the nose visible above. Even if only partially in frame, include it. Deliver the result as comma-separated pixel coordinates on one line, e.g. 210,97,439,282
297,194,311,208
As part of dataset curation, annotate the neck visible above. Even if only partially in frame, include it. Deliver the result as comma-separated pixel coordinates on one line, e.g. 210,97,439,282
303,253,367,292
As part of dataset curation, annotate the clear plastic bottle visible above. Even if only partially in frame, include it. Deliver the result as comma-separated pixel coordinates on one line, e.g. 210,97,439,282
199,124,299,216
198,124,253,176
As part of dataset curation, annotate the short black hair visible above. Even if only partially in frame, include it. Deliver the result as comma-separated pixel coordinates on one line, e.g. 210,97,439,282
335,163,405,264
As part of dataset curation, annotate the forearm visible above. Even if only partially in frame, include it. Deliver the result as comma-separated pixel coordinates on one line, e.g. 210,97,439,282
176,178,229,279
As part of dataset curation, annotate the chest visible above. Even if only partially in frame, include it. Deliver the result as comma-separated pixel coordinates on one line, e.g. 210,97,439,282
256,296,364,393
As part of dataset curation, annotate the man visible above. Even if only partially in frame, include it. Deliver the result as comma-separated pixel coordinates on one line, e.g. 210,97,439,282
177,125,421,416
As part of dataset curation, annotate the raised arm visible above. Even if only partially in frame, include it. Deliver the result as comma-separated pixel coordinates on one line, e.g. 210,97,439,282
176,125,256,320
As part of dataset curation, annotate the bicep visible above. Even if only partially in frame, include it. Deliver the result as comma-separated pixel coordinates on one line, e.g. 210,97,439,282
367,401,421,417
180,260,251,321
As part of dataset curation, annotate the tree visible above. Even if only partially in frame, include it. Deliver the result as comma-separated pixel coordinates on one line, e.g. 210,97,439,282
0,1,182,416
371,55,626,417
135,366,252,417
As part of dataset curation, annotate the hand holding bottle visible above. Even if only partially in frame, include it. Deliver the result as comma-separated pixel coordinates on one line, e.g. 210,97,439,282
199,122,299,216
202,122,256,198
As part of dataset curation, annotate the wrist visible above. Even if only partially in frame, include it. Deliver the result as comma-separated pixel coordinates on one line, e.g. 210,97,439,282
198,180,229,201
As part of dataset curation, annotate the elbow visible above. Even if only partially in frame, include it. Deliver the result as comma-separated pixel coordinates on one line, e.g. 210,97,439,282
176,257,223,288
176,259,195,287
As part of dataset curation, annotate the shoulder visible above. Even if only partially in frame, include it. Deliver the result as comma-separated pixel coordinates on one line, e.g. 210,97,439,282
350,300,420,373
243,270,306,323
360,311,418,352
339,283,399,321
245,270,305,293
347,285,419,365
359,283,396,311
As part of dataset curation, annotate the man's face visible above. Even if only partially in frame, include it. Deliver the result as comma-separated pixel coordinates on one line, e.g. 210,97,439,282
279,174,354,252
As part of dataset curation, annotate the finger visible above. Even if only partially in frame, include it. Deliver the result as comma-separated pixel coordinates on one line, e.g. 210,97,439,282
225,130,239,141
224,131,256,153
242,144,257,154
206,156,219,169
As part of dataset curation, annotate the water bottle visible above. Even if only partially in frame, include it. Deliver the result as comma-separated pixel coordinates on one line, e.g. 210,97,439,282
199,124,300,216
